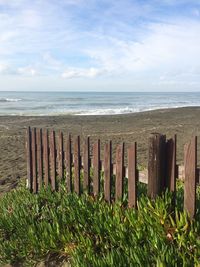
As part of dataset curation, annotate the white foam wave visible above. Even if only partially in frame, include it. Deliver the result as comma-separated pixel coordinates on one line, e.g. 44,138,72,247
75,107,145,115
74,104,200,116
0,98,22,102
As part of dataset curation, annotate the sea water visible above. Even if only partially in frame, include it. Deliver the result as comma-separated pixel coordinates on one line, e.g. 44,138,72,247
0,91,199,116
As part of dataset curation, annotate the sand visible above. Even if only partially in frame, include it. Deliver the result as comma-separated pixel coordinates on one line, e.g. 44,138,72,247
0,107,200,195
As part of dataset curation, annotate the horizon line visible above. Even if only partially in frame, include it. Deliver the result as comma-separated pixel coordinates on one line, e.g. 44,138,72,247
0,90,200,93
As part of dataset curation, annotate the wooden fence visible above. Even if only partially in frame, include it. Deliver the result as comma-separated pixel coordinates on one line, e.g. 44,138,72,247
26,127,199,218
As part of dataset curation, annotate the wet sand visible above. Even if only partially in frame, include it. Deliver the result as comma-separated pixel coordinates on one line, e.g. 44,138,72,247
0,107,200,195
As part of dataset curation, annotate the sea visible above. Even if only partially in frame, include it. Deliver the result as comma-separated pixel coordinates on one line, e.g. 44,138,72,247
0,91,200,116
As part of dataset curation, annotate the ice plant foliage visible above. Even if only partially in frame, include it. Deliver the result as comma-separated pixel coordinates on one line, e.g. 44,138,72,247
0,181,199,266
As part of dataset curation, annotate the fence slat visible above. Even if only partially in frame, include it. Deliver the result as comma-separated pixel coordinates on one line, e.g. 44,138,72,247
74,136,81,195
104,141,112,203
148,133,166,199
50,130,56,191
43,129,49,188
115,143,124,201
37,128,43,190
166,135,177,191
184,136,197,218
31,128,37,193
58,131,64,180
83,137,90,193
93,140,100,196
66,134,72,192
166,135,176,207
128,143,137,208
26,127,32,190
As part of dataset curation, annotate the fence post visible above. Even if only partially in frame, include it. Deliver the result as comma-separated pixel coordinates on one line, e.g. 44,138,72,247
128,142,137,208
148,133,166,199
43,129,49,188
115,143,124,201
166,135,177,207
93,139,100,196
184,137,197,218
74,136,81,195
50,130,56,191
32,128,37,193
26,127,32,190
83,137,90,193
58,131,64,180
66,134,72,192
37,128,43,191
104,141,112,203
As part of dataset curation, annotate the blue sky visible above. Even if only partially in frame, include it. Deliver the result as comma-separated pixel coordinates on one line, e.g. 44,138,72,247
0,0,200,91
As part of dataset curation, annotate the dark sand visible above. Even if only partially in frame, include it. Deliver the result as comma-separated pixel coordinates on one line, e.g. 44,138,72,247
0,107,200,195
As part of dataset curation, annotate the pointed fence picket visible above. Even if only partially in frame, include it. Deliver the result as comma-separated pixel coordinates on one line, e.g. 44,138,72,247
66,134,72,192
37,128,43,191
50,130,56,191
43,129,49,188
184,136,197,218
115,143,125,201
93,139,100,196
83,136,90,193
128,143,137,208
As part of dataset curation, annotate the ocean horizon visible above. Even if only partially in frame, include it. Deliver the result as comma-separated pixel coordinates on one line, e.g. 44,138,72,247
0,91,200,116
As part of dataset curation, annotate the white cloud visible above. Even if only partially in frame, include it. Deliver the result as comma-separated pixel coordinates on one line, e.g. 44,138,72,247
17,66,37,76
42,52,63,71
0,0,200,90
19,9,42,29
0,63,9,74
84,19,200,82
0,63,38,76
0,31,19,42
62,67,103,78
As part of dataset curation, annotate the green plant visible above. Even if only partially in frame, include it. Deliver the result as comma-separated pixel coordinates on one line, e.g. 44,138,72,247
0,182,199,266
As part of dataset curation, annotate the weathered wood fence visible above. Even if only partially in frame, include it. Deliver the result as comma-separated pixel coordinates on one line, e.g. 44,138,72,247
26,127,199,218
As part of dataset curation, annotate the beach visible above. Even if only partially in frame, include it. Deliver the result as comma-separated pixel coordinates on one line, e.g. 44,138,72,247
0,106,200,195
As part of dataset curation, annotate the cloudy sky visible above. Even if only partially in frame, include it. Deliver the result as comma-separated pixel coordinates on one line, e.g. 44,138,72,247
0,0,200,91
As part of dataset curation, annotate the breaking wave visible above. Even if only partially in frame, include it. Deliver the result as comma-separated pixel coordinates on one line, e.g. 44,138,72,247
0,98,22,102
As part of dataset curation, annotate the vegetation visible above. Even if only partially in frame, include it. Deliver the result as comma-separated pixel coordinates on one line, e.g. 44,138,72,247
0,181,200,267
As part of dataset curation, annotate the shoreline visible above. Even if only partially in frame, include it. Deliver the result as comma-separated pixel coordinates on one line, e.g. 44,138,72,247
0,105,200,117
0,106,200,195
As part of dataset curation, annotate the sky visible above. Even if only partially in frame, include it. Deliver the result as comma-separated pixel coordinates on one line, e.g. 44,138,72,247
0,0,200,91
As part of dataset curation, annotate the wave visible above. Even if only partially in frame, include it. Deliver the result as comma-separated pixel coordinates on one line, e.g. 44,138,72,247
0,105,199,116
56,97,84,101
74,104,200,116
0,98,22,102
0,91,200,116
74,107,144,115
